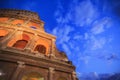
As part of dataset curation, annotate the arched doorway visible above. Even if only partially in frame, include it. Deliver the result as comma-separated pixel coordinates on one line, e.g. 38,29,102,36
21,72,44,80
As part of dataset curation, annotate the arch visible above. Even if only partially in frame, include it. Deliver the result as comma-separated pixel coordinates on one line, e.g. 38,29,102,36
34,44,46,54
12,40,28,49
0,29,8,36
0,29,8,40
7,33,30,48
34,38,49,55
22,34,30,41
21,72,44,80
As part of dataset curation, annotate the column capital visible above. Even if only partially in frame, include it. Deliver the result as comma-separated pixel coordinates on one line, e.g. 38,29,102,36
17,61,25,68
49,67,54,71
49,53,55,59
48,67,55,80
72,71,77,78
34,33,37,36
52,38,56,42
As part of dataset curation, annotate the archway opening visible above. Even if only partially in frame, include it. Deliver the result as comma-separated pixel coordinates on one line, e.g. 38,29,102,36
12,40,28,49
34,45,46,54
22,72,44,80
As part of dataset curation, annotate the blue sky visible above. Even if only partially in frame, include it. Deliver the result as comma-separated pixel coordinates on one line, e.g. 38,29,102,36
0,0,120,75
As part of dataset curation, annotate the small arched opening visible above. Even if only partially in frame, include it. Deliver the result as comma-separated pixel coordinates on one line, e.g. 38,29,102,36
8,33,30,49
34,44,46,54
12,40,28,49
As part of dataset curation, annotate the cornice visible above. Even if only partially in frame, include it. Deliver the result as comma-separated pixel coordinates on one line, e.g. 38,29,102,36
0,48,75,72
0,9,44,24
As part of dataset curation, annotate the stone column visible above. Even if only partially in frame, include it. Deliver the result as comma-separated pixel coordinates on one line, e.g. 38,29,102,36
72,71,77,80
7,18,15,23
0,29,17,48
50,39,56,58
22,19,30,26
11,61,25,80
48,67,54,80
24,34,38,53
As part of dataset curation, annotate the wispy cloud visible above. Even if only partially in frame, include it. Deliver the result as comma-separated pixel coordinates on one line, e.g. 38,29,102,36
90,36,106,50
53,24,74,44
53,0,114,59
91,17,112,35
53,0,120,73
72,0,99,27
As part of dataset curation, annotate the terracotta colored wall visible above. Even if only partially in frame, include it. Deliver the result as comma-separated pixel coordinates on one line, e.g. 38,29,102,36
0,17,9,22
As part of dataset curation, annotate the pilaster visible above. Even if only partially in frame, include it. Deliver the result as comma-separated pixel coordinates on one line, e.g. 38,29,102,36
24,34,38,53
0,29,17,48
49,39,56,58
72,71,77,80
48,67,54,80
11,61,25,80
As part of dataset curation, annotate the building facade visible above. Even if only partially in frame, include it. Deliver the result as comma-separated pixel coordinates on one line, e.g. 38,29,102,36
0,9,77,80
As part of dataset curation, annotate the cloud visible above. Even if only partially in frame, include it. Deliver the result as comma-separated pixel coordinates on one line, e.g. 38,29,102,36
100,53,119,61
62,43,72,56
53,0,119,73
79,56,90,64
73,35,83,40
54,0,99,27
91,17,112,35
72,0,99,27
84,33,89,40
90,37,106,50
53,0,114,59
53,24,74,44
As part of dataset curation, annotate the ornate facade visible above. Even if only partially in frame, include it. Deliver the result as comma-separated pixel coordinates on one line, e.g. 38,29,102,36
0,9,77,80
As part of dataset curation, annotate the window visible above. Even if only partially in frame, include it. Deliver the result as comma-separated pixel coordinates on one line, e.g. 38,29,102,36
12,40,28,49
30,26,37,29
34,45,46,54
22,72,44,80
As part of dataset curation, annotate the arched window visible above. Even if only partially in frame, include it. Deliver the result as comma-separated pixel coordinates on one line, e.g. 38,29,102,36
12,40,28,49
34,45,46,54
22,72,44,80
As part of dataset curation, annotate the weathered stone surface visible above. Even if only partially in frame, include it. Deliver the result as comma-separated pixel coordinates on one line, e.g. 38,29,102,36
0,9,77,80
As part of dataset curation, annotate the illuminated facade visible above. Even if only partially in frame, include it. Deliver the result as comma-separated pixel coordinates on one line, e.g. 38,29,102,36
0,9,77,80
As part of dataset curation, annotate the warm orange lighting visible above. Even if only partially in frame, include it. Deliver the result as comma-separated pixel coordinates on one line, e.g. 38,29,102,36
0,29,8,36
12,19,24,25
0,17,8,22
